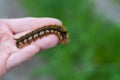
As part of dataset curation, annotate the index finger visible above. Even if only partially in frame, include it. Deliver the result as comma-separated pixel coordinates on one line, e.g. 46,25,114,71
1,17,62,33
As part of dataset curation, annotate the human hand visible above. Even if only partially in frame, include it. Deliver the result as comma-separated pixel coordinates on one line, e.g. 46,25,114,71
0,17,62,77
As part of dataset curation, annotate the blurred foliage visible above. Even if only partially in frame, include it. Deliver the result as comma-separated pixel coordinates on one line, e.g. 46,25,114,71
22,0,120,80
110,0,120,7
110,0,120,4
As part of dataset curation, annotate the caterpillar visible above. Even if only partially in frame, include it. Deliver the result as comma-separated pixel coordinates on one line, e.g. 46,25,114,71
15,25,69,48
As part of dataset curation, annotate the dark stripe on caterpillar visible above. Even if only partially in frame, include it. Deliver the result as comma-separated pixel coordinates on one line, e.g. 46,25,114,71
15,25,69,48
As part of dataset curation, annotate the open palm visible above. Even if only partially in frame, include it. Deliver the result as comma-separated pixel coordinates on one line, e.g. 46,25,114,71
0,17,61,77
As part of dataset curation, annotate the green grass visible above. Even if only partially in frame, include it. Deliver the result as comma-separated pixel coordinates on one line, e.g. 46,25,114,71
22,0,120,80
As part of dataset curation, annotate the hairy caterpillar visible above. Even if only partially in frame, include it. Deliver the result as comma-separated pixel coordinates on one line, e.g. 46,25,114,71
15,25,69,48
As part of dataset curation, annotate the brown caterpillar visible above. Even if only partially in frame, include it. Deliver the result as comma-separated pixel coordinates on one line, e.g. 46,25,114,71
15,25,69,48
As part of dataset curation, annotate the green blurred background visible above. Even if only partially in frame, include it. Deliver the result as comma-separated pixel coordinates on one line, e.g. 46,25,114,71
21,0,120,80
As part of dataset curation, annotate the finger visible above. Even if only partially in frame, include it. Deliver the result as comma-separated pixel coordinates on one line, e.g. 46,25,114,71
1,17,62,33
7,44,39,70
7,35,58,69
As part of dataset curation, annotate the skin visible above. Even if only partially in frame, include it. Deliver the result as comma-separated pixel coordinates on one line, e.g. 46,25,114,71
0,17,62,77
